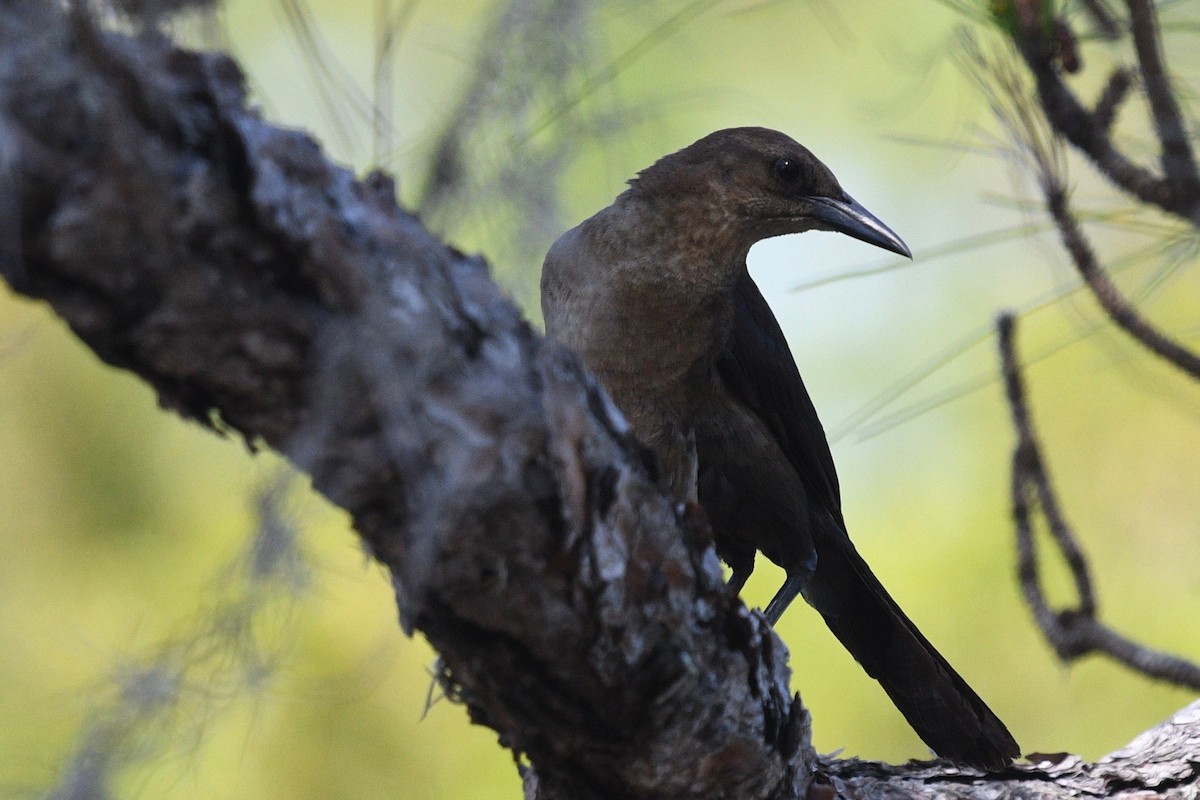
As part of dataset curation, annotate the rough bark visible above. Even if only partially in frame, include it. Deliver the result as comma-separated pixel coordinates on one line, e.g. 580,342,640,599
0,7,805,799
0,5,1196,799
818,700,1200,799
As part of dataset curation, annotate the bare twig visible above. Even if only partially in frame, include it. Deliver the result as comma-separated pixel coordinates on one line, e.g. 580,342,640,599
1126,0,1200,201
1092,68,1133,133
1080,0,1121,40
971,32,1200,381
1015,50,1176,213
1041,177,1200,380
1006,8,1200,223
998,313,1200,691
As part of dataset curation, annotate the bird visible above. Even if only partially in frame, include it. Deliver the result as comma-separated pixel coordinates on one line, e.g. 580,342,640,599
540,127,1020,770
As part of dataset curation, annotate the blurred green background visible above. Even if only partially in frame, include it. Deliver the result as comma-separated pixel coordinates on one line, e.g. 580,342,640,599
1,1,1198,797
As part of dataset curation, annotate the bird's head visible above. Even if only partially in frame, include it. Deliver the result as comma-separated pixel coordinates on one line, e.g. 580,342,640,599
629,127,910,260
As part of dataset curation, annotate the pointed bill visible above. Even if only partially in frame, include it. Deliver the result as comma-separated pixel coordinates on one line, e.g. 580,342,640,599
808,195,911,258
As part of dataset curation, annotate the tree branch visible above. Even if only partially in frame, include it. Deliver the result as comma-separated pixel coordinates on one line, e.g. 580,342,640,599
0,7,809,799
1006,5,1200,223
1080,0,1121,40
997,313,1200,690
1126,0,1200,201
823,699,1200,798
1040,178,1200,380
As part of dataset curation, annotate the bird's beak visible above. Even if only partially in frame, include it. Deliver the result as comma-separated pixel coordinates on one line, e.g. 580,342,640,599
808,196,911,259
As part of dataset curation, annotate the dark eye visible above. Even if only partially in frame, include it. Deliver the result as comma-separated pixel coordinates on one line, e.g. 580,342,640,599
773,157,801,184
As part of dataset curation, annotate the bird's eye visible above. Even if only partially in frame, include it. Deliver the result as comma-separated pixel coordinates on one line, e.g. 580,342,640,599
773,157,802,184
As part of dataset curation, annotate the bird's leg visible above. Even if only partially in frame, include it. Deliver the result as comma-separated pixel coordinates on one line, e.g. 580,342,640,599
763,573,807,625
724,549,755,598
725,568,751,597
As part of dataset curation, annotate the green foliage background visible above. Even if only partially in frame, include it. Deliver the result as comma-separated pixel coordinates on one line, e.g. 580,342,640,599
1,1,1197,797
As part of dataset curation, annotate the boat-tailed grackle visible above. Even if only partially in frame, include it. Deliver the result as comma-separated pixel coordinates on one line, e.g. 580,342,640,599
540,127,1020,770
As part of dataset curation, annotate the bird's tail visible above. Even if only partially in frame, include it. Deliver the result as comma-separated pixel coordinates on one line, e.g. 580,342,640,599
797,533,1020,771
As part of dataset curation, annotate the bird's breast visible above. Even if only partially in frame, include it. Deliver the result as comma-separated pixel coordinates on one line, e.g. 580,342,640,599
562,285,733,501
570,280,730,401
541,214,739,499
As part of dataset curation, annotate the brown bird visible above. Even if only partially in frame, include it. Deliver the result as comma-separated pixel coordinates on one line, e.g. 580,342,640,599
541,127,1019,769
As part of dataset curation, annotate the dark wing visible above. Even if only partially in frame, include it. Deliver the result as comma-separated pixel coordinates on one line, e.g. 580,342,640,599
715,271,843,524
717,273,1020,769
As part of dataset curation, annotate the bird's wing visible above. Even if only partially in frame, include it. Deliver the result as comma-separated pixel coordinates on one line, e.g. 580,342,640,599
716,275,1020,770
715,271,843,521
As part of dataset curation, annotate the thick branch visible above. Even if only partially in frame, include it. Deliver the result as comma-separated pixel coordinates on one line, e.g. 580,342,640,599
0,8,807,799
821,700,1200,798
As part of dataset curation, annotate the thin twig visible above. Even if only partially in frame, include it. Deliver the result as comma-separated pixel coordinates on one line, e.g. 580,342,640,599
1041,177,1200,380
1126,0,1200,201
1092,68,1133,133
1013,35,1177,214
1005,9,1200,222
998,313,1200,691
1080,0,1122,40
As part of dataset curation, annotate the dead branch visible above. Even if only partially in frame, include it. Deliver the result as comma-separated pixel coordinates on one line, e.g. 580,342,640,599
998,313,1200,690
1007,2,1200,223
1040,175,1200,380
958,33,1198,383
821,699,1200,799
1080,0,1121,40
970,0,1200,701
1126,0,1200,199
